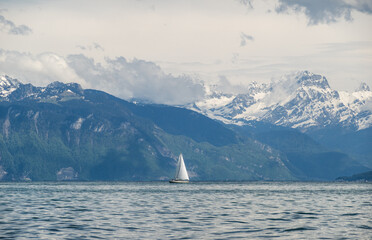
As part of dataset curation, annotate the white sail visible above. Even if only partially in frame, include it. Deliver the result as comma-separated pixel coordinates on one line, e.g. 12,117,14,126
174,154,189,180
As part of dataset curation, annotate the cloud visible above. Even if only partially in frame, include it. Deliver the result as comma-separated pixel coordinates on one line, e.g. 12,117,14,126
231,52,239,64
362,98,372,111
93,42,104,51
240,32,254,47
76,42,104,51
317,41,372,53
276,0,372,25
238,0,254,9
213,75,249,94
0,15,32,35
0,49,84,87
76,45,86,50
0,49,204,105
67,55,205,105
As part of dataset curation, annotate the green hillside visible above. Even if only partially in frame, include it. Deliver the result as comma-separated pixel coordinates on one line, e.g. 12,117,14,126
0,89,295,181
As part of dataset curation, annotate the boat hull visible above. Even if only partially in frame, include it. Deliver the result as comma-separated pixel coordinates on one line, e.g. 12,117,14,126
169,179,189,183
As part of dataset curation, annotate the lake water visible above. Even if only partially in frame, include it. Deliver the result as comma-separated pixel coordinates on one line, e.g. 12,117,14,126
0,182,371,239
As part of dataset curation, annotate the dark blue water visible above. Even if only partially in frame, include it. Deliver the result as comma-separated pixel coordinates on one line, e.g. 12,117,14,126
0,182,371,239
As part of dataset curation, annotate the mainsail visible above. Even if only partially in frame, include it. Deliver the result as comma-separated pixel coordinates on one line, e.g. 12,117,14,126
174,154,189,180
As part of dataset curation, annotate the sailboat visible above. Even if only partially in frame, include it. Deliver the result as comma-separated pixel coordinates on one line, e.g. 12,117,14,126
169,153,189,183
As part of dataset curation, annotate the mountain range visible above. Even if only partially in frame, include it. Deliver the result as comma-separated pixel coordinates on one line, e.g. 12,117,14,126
190,71,372,171
0,72,370,181
191,71,372,131
0,75,296,181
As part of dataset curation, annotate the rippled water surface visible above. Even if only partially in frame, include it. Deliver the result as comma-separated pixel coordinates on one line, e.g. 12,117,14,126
1,182,371,239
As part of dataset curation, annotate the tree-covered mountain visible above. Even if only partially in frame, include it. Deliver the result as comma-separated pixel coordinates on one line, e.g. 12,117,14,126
336,170,372,182
308,127,372,169
229,123,369,180
0,76,295,181
0,75,368,181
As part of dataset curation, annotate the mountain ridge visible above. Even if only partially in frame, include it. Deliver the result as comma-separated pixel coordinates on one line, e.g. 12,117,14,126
0,74,369,181
0,75,296,181
190,71,372,132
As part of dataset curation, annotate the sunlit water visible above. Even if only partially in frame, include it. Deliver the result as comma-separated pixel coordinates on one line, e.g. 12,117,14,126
0,182,371,239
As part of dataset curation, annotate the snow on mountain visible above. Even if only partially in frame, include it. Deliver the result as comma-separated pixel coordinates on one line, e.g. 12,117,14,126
191,71,372,131
0,75,84,102
0,75,20,98
2,73,371,131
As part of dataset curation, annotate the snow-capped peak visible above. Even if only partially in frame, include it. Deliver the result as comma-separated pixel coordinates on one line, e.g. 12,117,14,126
0,75,21,97
274,70,330,89
295,70,330,89
0,76,84,102
356,82,370,92
0,75,20,88
191,71,372,131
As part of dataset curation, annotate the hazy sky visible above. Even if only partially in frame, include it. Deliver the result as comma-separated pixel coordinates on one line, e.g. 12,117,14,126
1,0,372,104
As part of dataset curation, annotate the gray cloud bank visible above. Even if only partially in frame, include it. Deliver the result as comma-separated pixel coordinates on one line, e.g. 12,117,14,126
0,15,32,35
0,49,205,105
276,0,372,25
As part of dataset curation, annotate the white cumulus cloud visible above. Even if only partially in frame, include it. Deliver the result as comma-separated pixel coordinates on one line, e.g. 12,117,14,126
0,49,84,87
67,54,205,105
0,49,205,105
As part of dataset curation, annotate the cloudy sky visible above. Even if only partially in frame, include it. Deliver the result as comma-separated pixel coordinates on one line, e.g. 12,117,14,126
1,0,372,104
